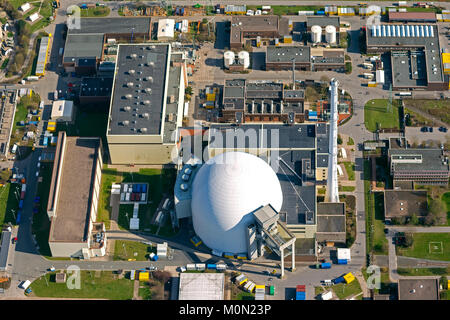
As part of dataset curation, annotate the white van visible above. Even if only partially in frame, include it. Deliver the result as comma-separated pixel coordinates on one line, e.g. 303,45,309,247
19,280,31,290
322,279,333,286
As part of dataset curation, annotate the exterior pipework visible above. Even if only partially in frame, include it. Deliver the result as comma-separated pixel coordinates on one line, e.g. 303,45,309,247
325,78,340,203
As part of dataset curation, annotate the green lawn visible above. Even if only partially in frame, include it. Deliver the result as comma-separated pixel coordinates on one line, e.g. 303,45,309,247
97,167,178,236
364,99,400,132
139,284,152,300
113,240,153,261
31,162,53,257
347,137,354,145
31,270,134,299
315,286,325,296
0,183,20,226
339,186,356,192
361,267,392,296
442,192,450,226
235,291,255,300
396,233,450,261
10,92,41,147
246,5,323,15
403,99,450,126
80,7,110,17
331,279,362,300
397,267,450,277
341,162,355,181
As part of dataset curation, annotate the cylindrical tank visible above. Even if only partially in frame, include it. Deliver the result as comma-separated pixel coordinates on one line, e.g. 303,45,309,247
325,25,336,44
224,51,235,69
238,51,250,69
311,25,322,43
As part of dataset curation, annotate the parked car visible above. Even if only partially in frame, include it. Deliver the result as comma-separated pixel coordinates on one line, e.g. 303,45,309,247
421,127,428,132
439,126,448,132
428,127,433,132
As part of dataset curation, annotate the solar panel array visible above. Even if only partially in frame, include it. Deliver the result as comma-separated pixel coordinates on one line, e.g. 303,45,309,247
371,24,434,38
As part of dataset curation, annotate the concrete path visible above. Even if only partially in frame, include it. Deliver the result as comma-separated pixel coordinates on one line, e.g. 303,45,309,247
387,226,450,233
354,270,371,299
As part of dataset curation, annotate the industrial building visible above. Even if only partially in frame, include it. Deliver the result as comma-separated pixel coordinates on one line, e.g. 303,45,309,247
51,100,75,123
63,17,152,74
35,36,50,76
220,79,305,124
388,148,450,185
388,11,437,23
398,278,440,300
157,19,175,41
265,46,345,72
383,190,428,222
46,132,106,259
79,77,114,106
178,273,225,300
316,202,346,244
229,15,289,49
306,16,340,31
0,230,11,273
366,24,447,90
106,43,187,164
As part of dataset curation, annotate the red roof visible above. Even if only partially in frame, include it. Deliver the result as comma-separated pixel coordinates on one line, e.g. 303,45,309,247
388,11,436,21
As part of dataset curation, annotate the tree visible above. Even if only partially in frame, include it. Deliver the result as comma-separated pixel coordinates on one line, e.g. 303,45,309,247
337,135,342,145
403,233,414,248
425,200,446,226
410,213,419,225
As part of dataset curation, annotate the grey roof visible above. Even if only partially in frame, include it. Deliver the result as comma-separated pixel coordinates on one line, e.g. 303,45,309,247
108,44,170,136
67,17,151,35
317,215,345,233
265,124,316,149
384,190,428,218
389,148,449,172
398,278,439,300
0,231,11,271
317,202,345,215
277,150,316,225
366,24,444,84
391,50,428,87
317,154,328,168
163,54,183,144
284,90,305,99
306,16,340,28
80,77,113,97
179,273,225,300
63,33,104,63
316,123,330,155
266,46,310,63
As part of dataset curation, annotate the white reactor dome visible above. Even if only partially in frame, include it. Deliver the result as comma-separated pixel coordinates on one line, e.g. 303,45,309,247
191,152,283,253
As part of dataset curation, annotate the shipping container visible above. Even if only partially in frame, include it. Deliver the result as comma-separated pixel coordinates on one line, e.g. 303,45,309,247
125,193,130,201
16,211,21,224
186,264,196,271
296,291,306,300
224,252,234,259
337,259,348,265
321,262,331,269
19,200,24,209
216,264,226,271
269,285,275,295
43,137,48,146
195,263,205,271
296,285,306,291
207,264,217,270
130,270,135,280
316,10,325,15
334,276,345,284
20,191,25,200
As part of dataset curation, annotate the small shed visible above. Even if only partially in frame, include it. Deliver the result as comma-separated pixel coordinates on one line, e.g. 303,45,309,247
55,272,66,283
28,12,39,22
51,100,75,122
337,248,351,261
20,3,31,12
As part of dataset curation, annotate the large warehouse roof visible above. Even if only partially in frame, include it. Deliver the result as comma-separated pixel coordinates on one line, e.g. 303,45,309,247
48,132,101,243
108,44,170,136
67,17,151,35
179,273,225,300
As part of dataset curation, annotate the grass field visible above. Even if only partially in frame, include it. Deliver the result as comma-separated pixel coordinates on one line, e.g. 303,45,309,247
113,240,153,261
442,192,450,226
396,233,450,261
403,99,450,126
31,270,134,299
397,267,450,277
97,166,119,230
364,99,400,132
80,7,110,17
339,186,356,192
0,183,20,226
342,162,355,181
331,279,362,300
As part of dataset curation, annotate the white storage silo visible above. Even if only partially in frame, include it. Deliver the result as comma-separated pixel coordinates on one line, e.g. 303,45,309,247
224,51,235,69
311,25,322,43
325,25,336,44
238,51,250,69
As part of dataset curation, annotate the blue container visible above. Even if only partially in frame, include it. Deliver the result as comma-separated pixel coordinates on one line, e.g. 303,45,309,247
153,255,158,261
337,259,348,265
19,200,24,209
316,10,325,15
43,137,48,146
334,276,345,284
207,264,217,270
142,184,147,193
16,212,21,224
296,292,305,300
321,262,331,269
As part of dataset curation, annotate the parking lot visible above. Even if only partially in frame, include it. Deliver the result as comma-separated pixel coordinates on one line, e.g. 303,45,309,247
405,126,450,145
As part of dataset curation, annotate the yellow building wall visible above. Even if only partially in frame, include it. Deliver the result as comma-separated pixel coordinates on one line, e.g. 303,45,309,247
108,143,177,164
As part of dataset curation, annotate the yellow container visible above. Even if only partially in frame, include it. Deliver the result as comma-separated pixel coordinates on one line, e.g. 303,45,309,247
206,93,215,101
139,272,149,281
239,278,248,285
343,272,355,284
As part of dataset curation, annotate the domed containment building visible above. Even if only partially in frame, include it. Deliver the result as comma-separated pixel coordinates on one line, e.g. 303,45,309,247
174,151,296,276
191,152,283,253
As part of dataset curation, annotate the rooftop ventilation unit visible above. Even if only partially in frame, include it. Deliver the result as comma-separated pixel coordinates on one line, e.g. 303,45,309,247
143,113,150,119
140,128,148,133
123,106,132,112
143,100,151,105
130,54,137,59
128,69,135,75
145,76,153,82
125,94,132,99
121,120,130,126
127,82,134,87
145,88,152,93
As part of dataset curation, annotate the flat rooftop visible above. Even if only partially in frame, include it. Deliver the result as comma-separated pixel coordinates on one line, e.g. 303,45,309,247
398,278,439,300
306,16,340,28
80,77,113,97
179,273,225,300
108,44,170,136
63,33,104,63
384,190,428,219
230,15,286,44
366,24,444,84
389,11,437,22
0,231,11,271
266,46,310,63
208,123,316,150
67,17,151,35
49,135,101,242
391,50,428,88
389,148,449,172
